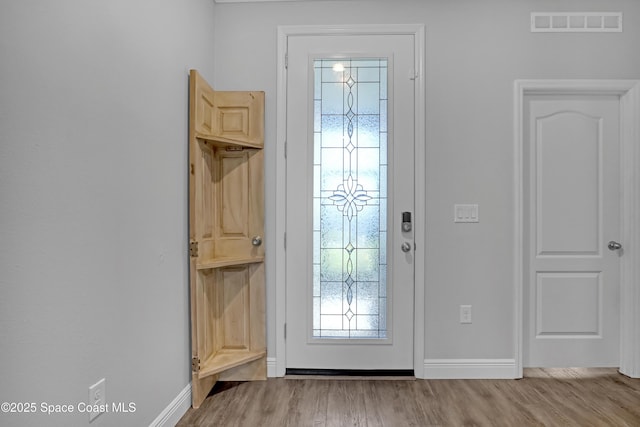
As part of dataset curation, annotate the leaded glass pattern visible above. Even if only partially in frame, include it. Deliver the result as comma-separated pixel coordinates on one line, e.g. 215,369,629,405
313,58,388,339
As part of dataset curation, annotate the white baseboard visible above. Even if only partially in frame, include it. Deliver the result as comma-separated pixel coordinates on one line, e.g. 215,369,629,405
149,383,191,427
267,357,277,377
424,359,516,379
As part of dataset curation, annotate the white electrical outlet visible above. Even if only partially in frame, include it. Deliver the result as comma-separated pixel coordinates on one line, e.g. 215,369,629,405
88,378,106,422
460,305,472,324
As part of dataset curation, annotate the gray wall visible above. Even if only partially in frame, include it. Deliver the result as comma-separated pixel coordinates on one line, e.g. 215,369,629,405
1,1,639,425
210,0,640,361
0,1,215,426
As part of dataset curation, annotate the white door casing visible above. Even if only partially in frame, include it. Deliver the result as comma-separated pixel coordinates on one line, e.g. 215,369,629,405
275,25,426,377
514,80,640,378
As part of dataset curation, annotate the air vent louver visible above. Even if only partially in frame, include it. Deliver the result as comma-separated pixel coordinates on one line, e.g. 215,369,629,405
531,12,622,33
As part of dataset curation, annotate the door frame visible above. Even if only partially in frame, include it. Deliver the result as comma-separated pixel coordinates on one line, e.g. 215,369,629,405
514,79,640,378
275,24,426,378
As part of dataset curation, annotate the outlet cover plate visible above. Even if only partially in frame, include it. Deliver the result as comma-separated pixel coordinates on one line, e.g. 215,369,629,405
460,305,472,324
88,378,106,422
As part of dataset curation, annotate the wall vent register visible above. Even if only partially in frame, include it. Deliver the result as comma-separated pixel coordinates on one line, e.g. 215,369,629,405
531,12,622,33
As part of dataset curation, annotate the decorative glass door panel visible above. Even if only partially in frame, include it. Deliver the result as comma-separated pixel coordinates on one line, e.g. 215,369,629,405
313,59,388,339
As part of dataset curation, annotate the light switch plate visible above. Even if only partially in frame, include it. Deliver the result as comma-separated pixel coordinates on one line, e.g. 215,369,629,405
454,204,479,223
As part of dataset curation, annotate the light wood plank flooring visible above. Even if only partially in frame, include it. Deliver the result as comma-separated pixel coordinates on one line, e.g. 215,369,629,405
177,368,640,426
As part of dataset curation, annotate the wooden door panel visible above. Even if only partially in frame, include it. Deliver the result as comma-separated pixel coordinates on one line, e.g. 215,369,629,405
219,267,251,350
214,149,264,261
194,140,216,261
189,70,265,408
191,70,264,148
213,91,264,147
219,153,249,237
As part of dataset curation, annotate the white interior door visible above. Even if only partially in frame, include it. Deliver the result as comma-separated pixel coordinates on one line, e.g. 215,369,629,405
285,34,415,370
524,94,621,367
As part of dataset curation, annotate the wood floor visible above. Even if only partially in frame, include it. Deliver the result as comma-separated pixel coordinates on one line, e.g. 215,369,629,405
177,368,640,426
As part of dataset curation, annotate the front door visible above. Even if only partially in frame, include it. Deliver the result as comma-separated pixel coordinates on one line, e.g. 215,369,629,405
285,34,416,370
523,94,621,367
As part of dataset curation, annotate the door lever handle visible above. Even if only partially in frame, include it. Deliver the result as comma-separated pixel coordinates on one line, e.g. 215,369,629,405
608,240,622,251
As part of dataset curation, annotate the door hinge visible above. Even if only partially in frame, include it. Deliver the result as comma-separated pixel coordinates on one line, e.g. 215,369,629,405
192,357,200,372
284,140,287,159
189,241,199,257
285,52,288,69
284,233,287,250
284,323,287,339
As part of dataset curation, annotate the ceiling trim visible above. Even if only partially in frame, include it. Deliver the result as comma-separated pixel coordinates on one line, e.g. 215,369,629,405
215,0,344,3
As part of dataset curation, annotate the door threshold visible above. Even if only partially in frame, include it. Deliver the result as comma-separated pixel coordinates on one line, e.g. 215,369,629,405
285,368,415,380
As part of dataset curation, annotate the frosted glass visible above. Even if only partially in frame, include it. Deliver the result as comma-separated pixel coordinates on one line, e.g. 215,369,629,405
358,281,379,298
321,329,350,338
379,300,387,332
320,281,344,314
313,297,321,329
380,134,387,165
321,315,344,330
313,265,320,295
313,165,320,198
358,67,380,82
355,60,383,67
321,115,345,147
357,315,379,330
314,65,322,97
358,83,380,114
322,63,343,83
314,101,321,131
358,115,381,147
313,58,388,339
320,249,343,281
356,206,380,248
321,148,344,190
313,231,320,263
322,83,344,115
355,249,379,281
321,205,343,248
357,147,380,190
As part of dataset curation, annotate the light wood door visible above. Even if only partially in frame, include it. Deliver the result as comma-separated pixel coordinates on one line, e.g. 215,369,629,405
285,34,416,370
523,94,621,367
189,70,266,408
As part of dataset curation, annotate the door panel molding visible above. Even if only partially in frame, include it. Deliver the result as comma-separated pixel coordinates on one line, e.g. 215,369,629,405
514,80,640,378
275,24,426,378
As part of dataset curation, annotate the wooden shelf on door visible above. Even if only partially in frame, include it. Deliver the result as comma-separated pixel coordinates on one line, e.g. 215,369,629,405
196,256,265,270
196,133,264,150
198,350,267,379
